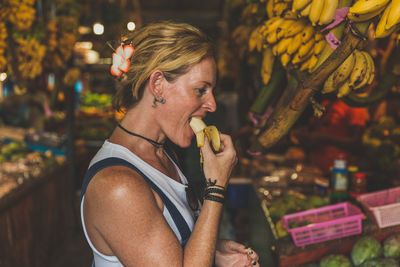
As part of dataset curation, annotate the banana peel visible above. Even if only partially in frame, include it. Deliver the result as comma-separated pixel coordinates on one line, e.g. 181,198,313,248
189,117,221,162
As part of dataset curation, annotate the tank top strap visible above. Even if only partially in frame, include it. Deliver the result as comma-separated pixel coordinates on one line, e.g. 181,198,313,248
80,157,191,247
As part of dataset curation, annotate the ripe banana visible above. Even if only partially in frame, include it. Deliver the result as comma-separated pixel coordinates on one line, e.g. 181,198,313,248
266,0,275,18
354,51,373,90
276,19,296,39
386,0,400,30
313,39,326,55
349,0,390,15
319,0,338,25
190,117,221,155
300,3,312,16
322,52,355,94
364,51,375,85
309,0,325,26
287,32,303,54
261,46,275,84
292,0,312,12
337,80,352,98
297,37,314,58
300,25,315,44
249,26,264,52
347,4,386,21
284,19,306,38
280,52,292,67
348,50,368,89
275,36,293,55
375,5,398,38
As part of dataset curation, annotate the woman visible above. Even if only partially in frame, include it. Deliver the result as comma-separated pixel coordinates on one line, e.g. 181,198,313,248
80,21,260,266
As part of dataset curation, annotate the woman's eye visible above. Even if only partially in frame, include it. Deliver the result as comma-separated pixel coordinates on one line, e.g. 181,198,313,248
196,87,207,96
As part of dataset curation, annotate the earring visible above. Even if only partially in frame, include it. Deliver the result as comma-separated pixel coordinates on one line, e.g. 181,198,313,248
152,96,166,107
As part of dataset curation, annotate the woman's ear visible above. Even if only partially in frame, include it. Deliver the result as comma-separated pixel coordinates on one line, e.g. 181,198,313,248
148,70,165,97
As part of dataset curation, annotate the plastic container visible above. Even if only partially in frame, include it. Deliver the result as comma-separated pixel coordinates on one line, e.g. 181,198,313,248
331,155,349,202
350,172,367,199
281,202,364,247
357,186,400,228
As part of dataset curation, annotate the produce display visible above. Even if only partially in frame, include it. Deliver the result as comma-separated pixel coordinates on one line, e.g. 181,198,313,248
301,234,400,266
0,141,65,199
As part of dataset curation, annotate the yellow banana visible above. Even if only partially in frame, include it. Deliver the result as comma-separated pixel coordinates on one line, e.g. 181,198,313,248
281,10,299,19
264,17,285,35
280,52,292,67
300,3,312,17
337,80,352,98
249,26,264,52
314,32,325,41
266,30,279,44
313,39,326,55
292,0,312,12
266,0,275,18
273,2,291,16
307,55,319,72
319,0,338,25
386,0,400,29
287,32,303,54
261,46,275,84
354,51,373,90
284,19,307,37
276,19,296,39
322,52,355,93
275,36,294,55
299,57,310,71
348,50,368,89
364,51,375,85
349,0,390,15
297,37,315,58
301,24,315,44
347,4,386,21
204,126,221,152
309,0,325,26
375,5,395,38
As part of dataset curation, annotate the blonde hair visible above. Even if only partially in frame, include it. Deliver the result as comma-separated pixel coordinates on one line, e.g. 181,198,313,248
113,21,215,112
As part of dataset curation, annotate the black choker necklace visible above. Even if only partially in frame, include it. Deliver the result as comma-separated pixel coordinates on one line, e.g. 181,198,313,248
117,123,164,148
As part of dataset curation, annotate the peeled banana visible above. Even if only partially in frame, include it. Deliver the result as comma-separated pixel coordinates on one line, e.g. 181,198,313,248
189,117,221,157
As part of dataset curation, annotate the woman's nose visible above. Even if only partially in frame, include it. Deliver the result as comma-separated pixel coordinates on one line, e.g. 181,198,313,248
203,93,217,112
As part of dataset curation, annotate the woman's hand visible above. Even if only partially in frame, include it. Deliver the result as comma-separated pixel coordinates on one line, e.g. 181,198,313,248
215,239,259,267
201,133,237,187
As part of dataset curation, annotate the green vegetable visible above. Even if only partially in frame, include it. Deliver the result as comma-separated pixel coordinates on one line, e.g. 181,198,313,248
351,236,382,266
320,254,352,267
360,258,399,267
384,234,400,259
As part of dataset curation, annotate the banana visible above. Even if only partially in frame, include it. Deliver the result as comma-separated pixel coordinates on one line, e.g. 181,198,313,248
280,52,292,67
375,3,395,37
386,0,400,29
337,80,352,98
266,0,275,18
292,0,312,12
322,52,355,93
354,51,373,90
313,39,326,55
249,26,264,52
301,24,315,44
284,19,306,38
297,37,314,58
300,3,312,17
349,0,390,16
275,36,294,55
314,32,325,41
307,55,319,72
273,2,291,16
347,4,386,21
281,10,299,19
261,46,275,84
189,117,221,153
266,30,279,44
364,51,375,85
276,19,296,39
319,0,338,25
287,32,303,54
309,0,325,26
299,57,310,71
263,17,285,35
348,50,368,89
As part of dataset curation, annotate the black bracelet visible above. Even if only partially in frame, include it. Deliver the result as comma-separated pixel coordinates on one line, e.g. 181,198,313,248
205,178,226,190
204,194,225,204
204,187,226,197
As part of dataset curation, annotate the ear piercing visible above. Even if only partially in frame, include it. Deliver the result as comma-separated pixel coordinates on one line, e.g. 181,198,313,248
152,96,165,107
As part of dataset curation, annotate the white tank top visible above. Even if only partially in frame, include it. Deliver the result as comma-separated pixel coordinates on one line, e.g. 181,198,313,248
80,140,196,267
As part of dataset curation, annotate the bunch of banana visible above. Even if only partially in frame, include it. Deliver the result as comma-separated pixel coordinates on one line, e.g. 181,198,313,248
16,37,46,80
0,21,7,71
322,49,375,97
248,25,266,53
189,117,221,163
5,0,36,31
266,0,293,18
293,0,339,26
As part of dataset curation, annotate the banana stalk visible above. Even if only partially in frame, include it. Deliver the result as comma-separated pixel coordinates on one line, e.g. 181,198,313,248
249,22,371,152
250,62,286,114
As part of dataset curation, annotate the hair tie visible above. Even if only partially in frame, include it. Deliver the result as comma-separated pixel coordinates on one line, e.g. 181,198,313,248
110,43,135,77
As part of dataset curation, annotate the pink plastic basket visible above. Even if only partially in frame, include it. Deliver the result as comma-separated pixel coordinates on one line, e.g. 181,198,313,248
281,202,364,247
357,186,400,228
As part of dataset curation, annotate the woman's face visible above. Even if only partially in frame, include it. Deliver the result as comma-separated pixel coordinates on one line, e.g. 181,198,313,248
160,57,217,148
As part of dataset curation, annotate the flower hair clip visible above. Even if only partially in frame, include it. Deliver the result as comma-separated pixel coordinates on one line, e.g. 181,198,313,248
110,42,135,77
